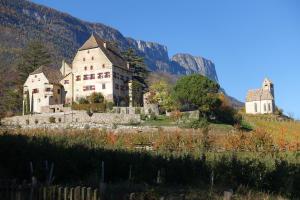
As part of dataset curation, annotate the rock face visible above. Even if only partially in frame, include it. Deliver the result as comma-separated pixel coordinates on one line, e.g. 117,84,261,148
171,54,219,82
0,0,218,82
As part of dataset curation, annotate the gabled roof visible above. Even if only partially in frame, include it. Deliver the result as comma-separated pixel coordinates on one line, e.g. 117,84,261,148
30,65,63,84
246,89,274,102
78,34,127,69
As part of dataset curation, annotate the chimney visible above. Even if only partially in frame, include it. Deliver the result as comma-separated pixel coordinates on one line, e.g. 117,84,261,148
103,41,107,48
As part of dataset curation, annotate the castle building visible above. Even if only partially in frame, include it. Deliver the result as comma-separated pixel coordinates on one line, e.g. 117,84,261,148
23,34,134,114
23,66,64,114
245,78,275,114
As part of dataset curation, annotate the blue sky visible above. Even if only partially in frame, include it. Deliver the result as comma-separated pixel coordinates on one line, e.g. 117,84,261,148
32,0,300,119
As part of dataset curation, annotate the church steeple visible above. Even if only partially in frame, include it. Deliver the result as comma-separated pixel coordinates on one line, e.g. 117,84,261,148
262,78,274,97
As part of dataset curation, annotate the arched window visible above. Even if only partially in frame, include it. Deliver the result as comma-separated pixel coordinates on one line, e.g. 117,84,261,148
91,56,94,60
264,104,267,112
90,65,93,70
254,103,257,113
268,103,271,111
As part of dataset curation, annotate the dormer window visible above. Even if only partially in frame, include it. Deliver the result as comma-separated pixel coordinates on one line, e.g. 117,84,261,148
35,75,37,78
87,50,90,54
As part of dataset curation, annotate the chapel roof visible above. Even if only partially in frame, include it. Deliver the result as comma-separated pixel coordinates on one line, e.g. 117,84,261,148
246,89,274,102
30,65,63,84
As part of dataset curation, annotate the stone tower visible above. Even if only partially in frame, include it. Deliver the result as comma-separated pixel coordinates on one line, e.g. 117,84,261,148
262,78,274,97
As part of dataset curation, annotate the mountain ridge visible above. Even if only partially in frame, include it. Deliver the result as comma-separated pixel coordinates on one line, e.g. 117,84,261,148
0,0,219,82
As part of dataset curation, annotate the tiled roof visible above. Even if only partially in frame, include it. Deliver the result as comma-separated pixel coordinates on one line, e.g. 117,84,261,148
246,89,274,102
79,34,127,69
30,65,63,84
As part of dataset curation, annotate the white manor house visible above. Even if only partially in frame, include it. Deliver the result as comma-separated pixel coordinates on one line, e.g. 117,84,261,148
23,34,135,114
245,78,275,114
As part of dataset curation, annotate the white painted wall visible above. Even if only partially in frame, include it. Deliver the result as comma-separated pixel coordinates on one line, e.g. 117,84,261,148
246,100,274,114
24,73,63,113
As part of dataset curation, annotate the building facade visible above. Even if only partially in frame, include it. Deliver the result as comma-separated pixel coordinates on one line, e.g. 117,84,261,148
23,66,64,114
23,34,134,114
245,78,275,114
61,34,132,106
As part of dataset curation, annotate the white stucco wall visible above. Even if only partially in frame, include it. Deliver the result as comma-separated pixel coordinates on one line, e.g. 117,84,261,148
67,47,132,105
246,100,274,114
24,73,63,113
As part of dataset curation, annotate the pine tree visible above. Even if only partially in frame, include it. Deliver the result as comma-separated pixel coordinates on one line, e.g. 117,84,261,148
122,48,149,89
122,48,149,106
17,40,52,84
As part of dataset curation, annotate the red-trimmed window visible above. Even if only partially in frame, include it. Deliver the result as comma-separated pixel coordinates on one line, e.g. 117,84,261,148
83,75,89,80
33,88,39,93
105,72,110,78
64,80,69,84
98,73,103,79
76,75,81,81
90,74,95,79
83,85,95,91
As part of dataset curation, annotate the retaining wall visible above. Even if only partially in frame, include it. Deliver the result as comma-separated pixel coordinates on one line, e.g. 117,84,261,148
2,111,140,127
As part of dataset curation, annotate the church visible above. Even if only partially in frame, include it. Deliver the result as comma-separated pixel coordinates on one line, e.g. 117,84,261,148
245,78,275,114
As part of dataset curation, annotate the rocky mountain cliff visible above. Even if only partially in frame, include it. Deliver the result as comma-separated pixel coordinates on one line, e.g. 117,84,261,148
0,0,218,82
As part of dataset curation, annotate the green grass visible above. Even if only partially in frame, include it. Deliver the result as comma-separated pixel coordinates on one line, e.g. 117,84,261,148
141,115,176,127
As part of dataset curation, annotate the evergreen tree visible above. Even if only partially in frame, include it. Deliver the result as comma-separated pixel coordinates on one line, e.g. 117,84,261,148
122,48,149,106
17,40,52,84
122,48,149,89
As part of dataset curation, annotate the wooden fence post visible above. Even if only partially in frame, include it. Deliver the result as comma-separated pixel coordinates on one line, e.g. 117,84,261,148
63,187,68,200
86,188,91,200
70,188,74,200
74,186,81,200
81,187,86,200
43,187,48,200
93,189,98,200
57,187,63,200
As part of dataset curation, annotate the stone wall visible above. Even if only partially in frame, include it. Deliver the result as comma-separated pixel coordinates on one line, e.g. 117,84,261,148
2,111,140,127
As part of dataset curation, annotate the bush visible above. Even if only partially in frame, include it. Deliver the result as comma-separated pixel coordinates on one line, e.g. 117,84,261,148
106,102,114,111
49,117,55,123
135,107,141,114
72,103,106,113
182,118,209,129
88,92,104,104
78,97,89,104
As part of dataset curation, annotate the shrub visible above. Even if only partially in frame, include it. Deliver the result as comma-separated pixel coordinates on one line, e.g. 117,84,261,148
140,114,147,120
106,102,114,111
72,103,106,113
88,92,104,104
78,97,89,104
186,118,209,129
49,117,55,123
135,107,141,114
